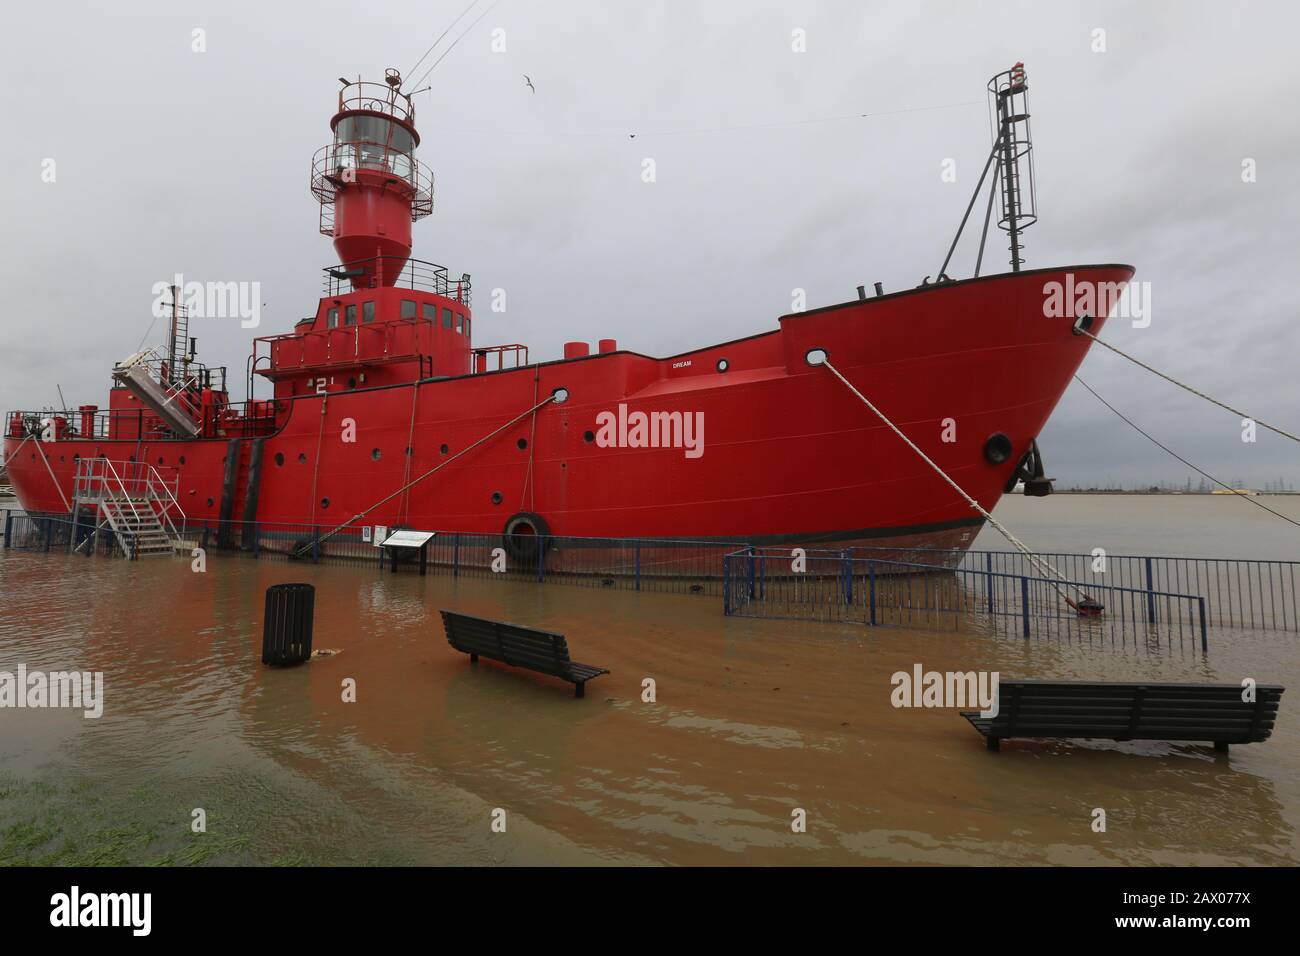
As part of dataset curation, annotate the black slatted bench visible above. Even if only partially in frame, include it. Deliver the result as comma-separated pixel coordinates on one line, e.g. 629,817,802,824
961,680,1285,753
439,609,609,698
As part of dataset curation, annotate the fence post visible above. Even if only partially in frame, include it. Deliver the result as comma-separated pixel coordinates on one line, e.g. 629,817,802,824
746,547,755,600
453,532,460,577
251,521,260,558
312,535,320,564
842,550,853,605
1198,597,1208,653
201,524,209,551
723,554,731,614
536,534,545,583
985,550,994,614
3,510,11,549
759,554,765,599
1145,556,1156,624
43,518,52,553
868,560,876,626
1020,576,1030,638
635,542,641,592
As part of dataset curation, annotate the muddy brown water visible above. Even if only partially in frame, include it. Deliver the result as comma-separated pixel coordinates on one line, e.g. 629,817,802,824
0,494,1297,865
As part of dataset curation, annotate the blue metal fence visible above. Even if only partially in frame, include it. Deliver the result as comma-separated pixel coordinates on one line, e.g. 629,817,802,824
5,510,1293,644
722,547,1210,652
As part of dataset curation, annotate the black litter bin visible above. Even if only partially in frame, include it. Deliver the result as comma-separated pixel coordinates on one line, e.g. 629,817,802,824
262,583,315,665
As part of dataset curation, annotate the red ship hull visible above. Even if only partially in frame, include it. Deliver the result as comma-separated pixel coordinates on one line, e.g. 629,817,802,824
4,264,1131,548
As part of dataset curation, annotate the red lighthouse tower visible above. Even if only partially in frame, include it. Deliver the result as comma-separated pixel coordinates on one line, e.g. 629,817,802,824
311,69,434,289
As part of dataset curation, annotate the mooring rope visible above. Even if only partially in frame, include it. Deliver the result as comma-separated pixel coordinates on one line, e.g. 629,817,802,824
398,380,421,523
33,439,71,513
1075,325,1300,443
1,433,33,469
819,357,1091,607
299,393,557,555
1075,375,1300,530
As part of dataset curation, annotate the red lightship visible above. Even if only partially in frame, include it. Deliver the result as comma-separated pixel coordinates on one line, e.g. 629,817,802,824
4,65,1131,557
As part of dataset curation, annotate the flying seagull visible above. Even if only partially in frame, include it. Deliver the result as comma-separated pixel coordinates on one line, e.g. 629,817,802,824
523,75,535,94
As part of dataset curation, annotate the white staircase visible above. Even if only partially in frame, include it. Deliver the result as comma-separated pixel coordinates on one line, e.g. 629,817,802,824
111,349,204,438
71,458,185,558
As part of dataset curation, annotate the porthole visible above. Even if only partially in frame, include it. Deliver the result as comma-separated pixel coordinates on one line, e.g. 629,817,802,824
405,446,412,457
491,491,503,505
274,452,285,467
983,433,1014,465
440,443,449,455
157,456,164,465
321,497,330,509
716,358,729,372
206,497,214,507
805,348,828,367
583,430,595,443
371,448,382,461
552,387,569,404
517,438,528,450
298,452,307,464
179,456,186,465
348,377,357,388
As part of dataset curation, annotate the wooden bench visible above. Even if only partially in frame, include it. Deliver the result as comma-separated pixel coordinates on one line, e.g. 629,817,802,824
961,680,1285,753
439,610,609,698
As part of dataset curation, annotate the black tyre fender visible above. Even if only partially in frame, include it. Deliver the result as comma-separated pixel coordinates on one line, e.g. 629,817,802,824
502,512,552,567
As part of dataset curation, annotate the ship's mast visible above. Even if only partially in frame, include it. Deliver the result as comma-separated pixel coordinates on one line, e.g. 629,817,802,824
935,63,1039,280
990,63,1037,272
164,284,192,387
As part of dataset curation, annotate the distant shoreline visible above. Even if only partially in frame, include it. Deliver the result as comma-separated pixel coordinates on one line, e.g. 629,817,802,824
1052,490,1298,496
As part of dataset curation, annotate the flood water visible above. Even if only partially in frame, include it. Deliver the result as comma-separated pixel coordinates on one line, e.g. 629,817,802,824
1,494,1297,865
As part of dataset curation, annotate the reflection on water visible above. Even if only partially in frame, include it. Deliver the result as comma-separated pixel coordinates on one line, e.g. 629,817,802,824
1,494,1297,865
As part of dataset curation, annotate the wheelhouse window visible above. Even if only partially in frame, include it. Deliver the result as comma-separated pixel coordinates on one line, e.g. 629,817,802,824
442,307,453,329
401,300,418,320
362,301,375,323
422,303,437,323
456,313,463,334
344,304,357,326
326,307,339,329
465,317,471,339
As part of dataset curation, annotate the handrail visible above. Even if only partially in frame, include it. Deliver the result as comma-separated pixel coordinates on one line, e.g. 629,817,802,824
73,457,185,554
145,461,185,538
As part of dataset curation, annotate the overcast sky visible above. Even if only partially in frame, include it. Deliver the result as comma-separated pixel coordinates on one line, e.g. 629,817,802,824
1,0,1297,488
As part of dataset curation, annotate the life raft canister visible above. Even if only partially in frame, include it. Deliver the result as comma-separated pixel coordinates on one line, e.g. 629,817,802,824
503,512,552,567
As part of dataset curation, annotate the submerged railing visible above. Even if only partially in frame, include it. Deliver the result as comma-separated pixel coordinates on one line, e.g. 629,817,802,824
6,514,1298,645
722,548,1209,652
821,546,1297,635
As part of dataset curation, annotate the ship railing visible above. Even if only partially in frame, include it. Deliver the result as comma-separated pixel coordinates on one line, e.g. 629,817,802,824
8,407,168,442
334,79,416,125
723,549,1209,652
6,391,267,444
310,144,434,218
254,318,435,378
472,344,529,372
319,256,470,304
113,348,227,398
